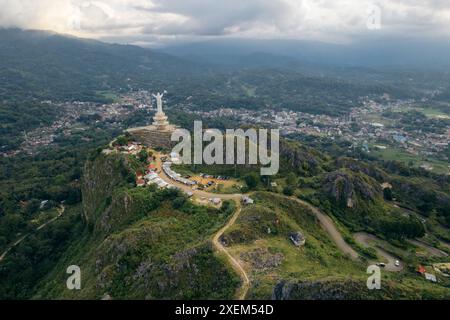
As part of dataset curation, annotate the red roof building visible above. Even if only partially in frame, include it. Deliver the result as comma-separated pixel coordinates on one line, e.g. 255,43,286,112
417,265,426,274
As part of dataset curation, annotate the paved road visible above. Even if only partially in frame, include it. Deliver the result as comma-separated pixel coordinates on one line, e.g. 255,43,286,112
154,154,242,201
0,205,65,264
407,239,448,257
157,159,359,261
354,232,404,272
439,240,450,251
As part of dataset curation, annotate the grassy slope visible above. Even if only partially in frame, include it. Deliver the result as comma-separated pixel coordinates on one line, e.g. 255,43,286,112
30,153,240,300
33,197,240,299
223,192,450,299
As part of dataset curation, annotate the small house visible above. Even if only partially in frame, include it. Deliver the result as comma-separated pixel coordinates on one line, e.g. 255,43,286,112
242,195,254,205
185,191,194,198
424,273,437,283
289,231,306,247
39,200,49,209
416,265,426,275
210,198,222,206
145,172,159,181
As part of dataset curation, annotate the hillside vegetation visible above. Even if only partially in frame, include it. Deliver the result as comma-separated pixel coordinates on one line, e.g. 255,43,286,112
1,153,240,299
222,192,450,299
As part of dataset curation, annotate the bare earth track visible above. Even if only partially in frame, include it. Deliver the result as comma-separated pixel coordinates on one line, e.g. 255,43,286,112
156,155,366,298
290,197,360,260
212,203,250,300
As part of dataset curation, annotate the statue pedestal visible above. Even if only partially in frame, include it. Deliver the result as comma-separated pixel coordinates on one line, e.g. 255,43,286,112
153,112,170,131
126,124,177,150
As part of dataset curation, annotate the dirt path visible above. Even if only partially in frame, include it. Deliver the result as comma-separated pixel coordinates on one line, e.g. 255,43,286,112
354,232,404,272
0,205,65,264
212,203,250,300
291,197,359,260
155,155,362,298
155,155,249,299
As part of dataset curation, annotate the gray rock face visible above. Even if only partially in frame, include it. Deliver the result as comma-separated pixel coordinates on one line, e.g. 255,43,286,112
240,248,284,272
334,157,388,182
280,140,326,175
322,170,382,208
82,154,129,230
272,280,375,300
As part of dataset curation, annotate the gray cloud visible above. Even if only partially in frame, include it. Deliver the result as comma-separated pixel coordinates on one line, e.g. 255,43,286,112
0,0,449,46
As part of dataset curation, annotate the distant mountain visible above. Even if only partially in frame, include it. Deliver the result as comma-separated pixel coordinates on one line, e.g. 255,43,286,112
0,28,202,102
159,37,450,68
1,28,448,117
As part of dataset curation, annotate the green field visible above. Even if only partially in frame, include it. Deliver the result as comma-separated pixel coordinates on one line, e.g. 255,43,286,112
414,107,450,119
96,91,121,103
371,145,450,175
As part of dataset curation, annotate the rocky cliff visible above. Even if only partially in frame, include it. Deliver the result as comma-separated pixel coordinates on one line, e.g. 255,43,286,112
36,153,239,299
322,169,382,209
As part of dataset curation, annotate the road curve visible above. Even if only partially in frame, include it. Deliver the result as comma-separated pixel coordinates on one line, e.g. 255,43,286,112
155,154,363,297
290,197,359,260
354,232,404,272
407,239,448,258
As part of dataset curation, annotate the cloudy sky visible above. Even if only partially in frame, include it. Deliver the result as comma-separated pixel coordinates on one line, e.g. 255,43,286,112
0,0,449,46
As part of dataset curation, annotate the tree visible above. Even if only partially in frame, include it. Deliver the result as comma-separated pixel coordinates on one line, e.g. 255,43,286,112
283,186,295,196
24,199,41,216
286,173,298,186
383,188,393,201
115,136,128,146
244,173,259,190
138,149,149,163
173,197,186,209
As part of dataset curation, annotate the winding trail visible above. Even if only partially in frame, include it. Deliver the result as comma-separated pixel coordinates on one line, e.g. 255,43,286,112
212,203,250,300
407,239,448,257
154,154,362,298
354,232,404,272
290,197,359,260
155,154,250,299
0,205,65,264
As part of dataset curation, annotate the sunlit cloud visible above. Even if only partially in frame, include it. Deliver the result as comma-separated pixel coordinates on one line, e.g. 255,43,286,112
0,0,449,46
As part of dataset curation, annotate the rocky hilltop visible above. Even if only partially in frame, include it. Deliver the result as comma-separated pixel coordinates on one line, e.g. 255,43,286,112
35,153,239,299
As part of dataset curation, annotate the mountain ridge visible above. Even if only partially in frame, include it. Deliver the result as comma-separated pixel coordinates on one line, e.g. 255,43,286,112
0,28,203,102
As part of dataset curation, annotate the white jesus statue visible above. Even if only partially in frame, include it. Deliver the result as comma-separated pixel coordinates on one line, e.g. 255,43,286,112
152,92,164,114
151,92,169,129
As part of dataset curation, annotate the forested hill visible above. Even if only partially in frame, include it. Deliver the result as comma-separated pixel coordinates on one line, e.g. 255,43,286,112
0,28,433,117
0,29,203,103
